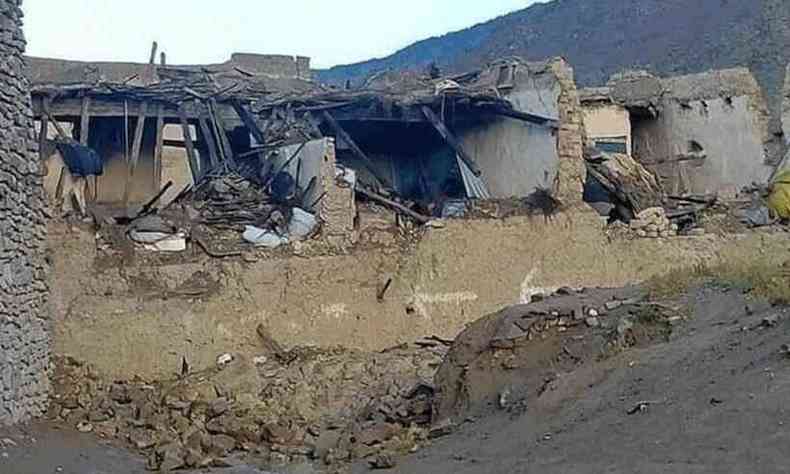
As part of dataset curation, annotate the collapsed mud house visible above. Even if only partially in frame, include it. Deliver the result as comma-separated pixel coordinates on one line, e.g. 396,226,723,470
28,53,582,222
580,68,777,197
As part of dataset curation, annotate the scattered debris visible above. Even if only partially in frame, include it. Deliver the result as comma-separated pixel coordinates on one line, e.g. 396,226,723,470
216,353,234,368
626,401,653,415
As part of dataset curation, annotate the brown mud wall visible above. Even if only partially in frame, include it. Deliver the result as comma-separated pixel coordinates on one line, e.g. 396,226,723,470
49,209,790,381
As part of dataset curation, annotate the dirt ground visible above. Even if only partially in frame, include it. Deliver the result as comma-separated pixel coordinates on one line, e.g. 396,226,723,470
358,288,790,473
23,284,789,473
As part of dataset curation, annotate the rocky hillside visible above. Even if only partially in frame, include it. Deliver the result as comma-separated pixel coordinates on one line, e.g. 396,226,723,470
318,0,790,113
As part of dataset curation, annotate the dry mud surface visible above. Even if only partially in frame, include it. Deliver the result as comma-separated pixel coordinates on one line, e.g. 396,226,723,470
363,288,790,474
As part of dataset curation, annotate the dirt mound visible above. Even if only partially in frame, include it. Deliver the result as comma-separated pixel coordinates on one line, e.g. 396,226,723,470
48,339,449,471
433,286,681,422
367,288,790,474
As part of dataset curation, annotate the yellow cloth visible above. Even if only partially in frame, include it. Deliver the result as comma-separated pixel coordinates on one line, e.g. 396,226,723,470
767,170,790,219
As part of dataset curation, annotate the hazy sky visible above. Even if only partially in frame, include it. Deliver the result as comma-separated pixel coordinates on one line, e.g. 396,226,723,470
22,1,535,69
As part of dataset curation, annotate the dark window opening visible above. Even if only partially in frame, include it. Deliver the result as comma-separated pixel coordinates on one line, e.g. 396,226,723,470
594,137,628,154
325,120,467,208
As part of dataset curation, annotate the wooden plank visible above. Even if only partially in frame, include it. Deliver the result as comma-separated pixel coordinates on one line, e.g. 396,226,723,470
42,97,69,140
484,105,559,128
149,41,158,64
321,110,389,186
31,96,199,120
198,108,219,168
178,104,200,182
38,107,49,151
129,101,149,172
230,100,266,145
208,99,235,166
421,106,482,177
356,187,431,224
79,96,91,145
153,104,165,190
124,101,148,205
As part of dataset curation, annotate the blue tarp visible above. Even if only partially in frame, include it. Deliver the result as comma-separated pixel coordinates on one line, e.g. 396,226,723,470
55,141,103,177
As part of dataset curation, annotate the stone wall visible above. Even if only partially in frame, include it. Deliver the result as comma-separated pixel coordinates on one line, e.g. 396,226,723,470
0,0,51,425
551,59,586,205
783,63,790,145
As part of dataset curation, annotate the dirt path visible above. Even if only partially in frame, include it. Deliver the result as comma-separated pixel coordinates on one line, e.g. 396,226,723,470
358,289,790,473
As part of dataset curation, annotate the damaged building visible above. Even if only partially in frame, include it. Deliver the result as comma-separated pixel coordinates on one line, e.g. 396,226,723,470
581,68,776,197
27,51,585,246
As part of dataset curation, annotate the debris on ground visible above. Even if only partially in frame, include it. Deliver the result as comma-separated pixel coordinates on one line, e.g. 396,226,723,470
48,340,449,471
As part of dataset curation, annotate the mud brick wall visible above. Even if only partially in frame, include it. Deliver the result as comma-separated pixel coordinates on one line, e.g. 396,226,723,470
0,0,50,426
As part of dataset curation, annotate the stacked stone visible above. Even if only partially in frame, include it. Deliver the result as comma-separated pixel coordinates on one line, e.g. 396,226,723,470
629,207,678,238
0,0,51,426
551,58,587,206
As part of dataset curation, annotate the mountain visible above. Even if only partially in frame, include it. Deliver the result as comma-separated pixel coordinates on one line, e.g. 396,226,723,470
317,0,790,123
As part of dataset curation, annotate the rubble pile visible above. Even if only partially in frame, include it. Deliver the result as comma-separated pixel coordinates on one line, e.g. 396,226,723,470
189,173,281,231
433,287,683,421
48,339,449,471
628,207,678,238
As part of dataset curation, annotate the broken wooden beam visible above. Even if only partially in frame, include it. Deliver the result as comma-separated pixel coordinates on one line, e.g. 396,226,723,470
198,108,220,168
178,104,201,182
153,104,164,189
484,105,559,129
208,99,235,167
79,96,91,145
133,180,173,220
38,106,49,152
231,100,266,145
124,101,149,205
149,41,158,64
355,187,431,224
42,97,69,140
421,106,482,177
321,110,389,186
129,101,149,172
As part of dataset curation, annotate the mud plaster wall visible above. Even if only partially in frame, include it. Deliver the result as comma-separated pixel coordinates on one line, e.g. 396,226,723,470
459,59,584,202
47,208,790,381
582,103,631,155
0,0,51,425
627,68,774,195
641,96,773,196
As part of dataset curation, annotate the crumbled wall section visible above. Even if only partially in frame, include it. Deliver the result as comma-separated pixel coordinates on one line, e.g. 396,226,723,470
0,0,51,425
229,53,312,81
551,59,586,205
318,138,356,247
612,68,776,194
